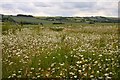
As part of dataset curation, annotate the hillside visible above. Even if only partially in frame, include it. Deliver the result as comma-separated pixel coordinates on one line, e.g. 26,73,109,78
0,14,118,25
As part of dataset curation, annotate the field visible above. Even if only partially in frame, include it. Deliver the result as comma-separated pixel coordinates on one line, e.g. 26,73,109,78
2,23,120,79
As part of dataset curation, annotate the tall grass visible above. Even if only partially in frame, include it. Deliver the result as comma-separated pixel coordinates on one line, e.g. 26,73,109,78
2,24,120,79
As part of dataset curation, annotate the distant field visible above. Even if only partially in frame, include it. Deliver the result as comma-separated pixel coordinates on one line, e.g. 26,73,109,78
2,23,120,79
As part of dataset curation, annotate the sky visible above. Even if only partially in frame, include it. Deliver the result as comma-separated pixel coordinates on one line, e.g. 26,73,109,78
0,0,119,17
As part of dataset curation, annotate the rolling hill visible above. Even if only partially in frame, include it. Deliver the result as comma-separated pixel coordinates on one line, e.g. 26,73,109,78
0,14,118,25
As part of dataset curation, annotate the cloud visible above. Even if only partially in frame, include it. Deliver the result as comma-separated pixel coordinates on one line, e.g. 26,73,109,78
0,2,118,17
34,2,53,7
1,3,14,10
0,0,119,2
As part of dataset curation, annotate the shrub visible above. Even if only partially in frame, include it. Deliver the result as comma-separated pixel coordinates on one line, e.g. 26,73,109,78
50,27,64,31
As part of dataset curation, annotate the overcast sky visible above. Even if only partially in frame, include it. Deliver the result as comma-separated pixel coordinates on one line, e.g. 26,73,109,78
0,0,119,17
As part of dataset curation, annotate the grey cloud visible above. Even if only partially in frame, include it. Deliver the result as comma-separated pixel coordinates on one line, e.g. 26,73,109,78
0,2,118,17
16,3,35,13
34,2,53,7
1,3,14,10
71,2,96,9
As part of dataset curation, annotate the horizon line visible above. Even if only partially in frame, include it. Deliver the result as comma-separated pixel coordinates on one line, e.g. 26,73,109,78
0,13,118,18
